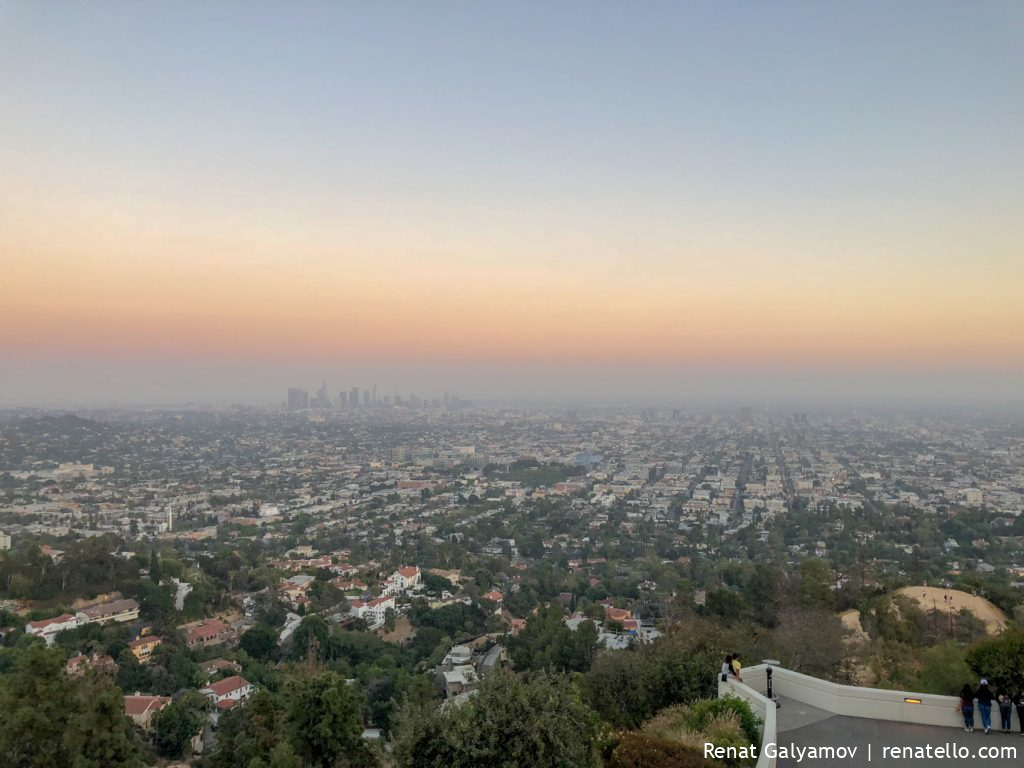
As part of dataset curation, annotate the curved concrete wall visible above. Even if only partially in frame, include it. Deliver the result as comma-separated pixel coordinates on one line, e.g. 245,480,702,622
751,664,963,729
717,664,968,768
718,676,777,768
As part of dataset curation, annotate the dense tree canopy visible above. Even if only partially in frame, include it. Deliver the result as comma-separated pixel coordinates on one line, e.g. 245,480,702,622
0,645,139,768
392,669,600,768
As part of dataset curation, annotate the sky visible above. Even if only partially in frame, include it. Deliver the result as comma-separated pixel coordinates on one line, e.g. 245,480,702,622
1,2,1022,406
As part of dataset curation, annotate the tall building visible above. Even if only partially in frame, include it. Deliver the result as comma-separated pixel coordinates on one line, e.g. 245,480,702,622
338,391,348,409
313,381,331,409
363,390,371,406
287,388,309,412
350,387,360,407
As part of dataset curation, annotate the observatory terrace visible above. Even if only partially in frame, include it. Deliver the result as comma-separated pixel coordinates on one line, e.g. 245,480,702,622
719,665,1020,767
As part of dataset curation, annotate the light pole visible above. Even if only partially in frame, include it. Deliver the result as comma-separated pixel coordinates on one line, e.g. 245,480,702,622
764,659,781,708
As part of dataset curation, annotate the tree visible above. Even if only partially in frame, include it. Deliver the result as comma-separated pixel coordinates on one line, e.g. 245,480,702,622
581,626,721,729
392,669,600,768
240,625,280,661
209,689,284,768
702,587,747,620
763,607,854,683
507,606,597,673
0,644,140,768
290,615,331,662
152,694,204,759
286,671,377,768
66,676,140,768
796,559,833,611
966,629,1024,694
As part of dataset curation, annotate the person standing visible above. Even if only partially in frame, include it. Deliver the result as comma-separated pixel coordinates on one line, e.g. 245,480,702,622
959,684,975,733
731,653,742,682
721,655,733,682
977,679,994,734
998,692,1013,733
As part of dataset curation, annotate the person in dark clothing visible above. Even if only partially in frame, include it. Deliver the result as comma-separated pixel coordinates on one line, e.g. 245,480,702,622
977,679,994,734
960,684,976,732
998,692,1013,733
721,655,733,682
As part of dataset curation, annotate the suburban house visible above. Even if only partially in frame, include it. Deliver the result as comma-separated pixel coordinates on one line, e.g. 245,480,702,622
200,675,252,709
128,635,161,663
25,613,79,644
66,652,116,676
184,618,232,649
384,565,421,595
603,605,633,624
442,665,479,698
441,644,473,668
349,595,395,627
123,694,171,729
76,598,140,625
200,658,241,679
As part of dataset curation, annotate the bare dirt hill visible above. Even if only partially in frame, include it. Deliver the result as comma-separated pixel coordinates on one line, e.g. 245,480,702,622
897,586,1007,634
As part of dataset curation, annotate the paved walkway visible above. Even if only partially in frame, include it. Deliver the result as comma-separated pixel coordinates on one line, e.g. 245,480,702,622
773,696,1022,766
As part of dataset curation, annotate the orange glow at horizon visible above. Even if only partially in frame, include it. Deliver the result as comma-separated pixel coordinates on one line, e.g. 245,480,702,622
2,187,1023,371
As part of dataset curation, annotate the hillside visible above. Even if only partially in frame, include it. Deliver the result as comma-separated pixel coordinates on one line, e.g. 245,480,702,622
897,586,1007,635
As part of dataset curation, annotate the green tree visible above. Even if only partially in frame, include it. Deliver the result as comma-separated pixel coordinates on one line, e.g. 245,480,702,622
286,671,377,768
290,615,331,662
152,694,204,759
966,628,1024,693
66,676,140,768
149,549,162,583
209,689,283,768
240,625,280,661
581,626,721,728
0,644,140,768
507,605,597,673
796,559,833,610
392,669,600,768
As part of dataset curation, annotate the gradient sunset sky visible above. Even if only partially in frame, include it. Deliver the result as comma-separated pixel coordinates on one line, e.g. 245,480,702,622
1,2,1022,405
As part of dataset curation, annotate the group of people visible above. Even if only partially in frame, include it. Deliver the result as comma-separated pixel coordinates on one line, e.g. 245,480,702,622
721,654,742,683
958,680,1024,735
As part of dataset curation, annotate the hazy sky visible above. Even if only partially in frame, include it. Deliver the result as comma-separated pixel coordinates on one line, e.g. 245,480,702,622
1,2,1022,405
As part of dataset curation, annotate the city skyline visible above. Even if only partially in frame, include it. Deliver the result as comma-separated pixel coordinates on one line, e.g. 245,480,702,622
2,2,1022,405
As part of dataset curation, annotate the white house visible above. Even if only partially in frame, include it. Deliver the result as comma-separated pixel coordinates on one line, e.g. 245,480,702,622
349,595,395,628
384,565,421,595
200,675,252,709
26,613,79,644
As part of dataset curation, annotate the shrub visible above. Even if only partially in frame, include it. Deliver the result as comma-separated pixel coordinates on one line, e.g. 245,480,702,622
609,732,709,768
610,697,761,768
683,697,761,745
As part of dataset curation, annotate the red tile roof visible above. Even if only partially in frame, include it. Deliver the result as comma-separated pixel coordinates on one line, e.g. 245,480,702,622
124,695,170,716
28,613,76,630
203,675,249,697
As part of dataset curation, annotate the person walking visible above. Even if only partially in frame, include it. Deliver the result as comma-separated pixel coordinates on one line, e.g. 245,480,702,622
998,692,1013,733
977,679,994,734
959,684,976,732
